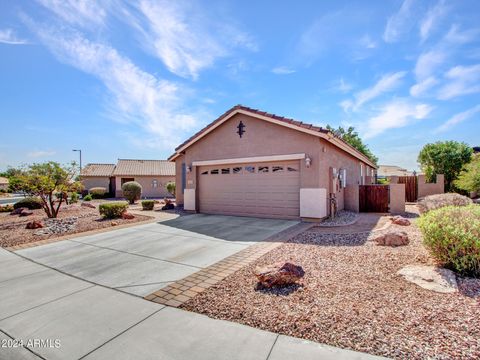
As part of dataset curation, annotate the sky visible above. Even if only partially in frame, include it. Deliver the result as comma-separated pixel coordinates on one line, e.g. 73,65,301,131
0,0,479,172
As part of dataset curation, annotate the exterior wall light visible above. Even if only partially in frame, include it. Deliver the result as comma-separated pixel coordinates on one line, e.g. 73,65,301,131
305,156,312,168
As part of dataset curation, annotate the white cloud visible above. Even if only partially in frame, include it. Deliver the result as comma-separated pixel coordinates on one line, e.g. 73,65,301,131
36,0,107,28
383,0,416,43
436,105,480,132
410,76,438,97
27,20,199,149
0,28,28,45
438,64,480,100
414,49,446,80
444,24,480,45
359,34,377,49
333,78,354,93
419,0,447,42
363,99,433,139
271,66,296,75
343,71,407,111
27,150,56,158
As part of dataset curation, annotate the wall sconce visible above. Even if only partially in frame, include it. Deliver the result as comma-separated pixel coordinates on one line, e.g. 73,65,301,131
305,156,311,168
186,165,192,173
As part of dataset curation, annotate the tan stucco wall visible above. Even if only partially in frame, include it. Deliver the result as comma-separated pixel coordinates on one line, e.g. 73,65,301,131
418,174,444,198
389,183,406,214
174,113,373,213
175,155,184,204
115,176,175,198
82,177,110,191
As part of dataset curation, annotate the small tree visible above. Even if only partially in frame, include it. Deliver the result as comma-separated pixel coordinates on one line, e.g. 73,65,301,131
9,162,82,218
122,181,142,204
166,181,176,197
418,141,472,192
455,154,480,194
326,125,378,165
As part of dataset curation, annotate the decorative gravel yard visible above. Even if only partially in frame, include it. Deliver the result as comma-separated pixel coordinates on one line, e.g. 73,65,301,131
182,213,480,359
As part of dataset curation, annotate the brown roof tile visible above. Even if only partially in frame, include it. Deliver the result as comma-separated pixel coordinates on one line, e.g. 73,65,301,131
81,164,115,177
112,159,175,176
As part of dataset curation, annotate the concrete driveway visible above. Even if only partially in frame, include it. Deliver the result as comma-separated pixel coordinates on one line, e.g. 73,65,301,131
15,214,297,297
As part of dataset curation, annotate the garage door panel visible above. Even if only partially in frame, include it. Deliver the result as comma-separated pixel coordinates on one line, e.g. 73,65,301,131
199,161,300,219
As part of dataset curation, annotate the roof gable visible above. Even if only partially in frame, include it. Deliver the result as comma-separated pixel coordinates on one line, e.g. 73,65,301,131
81,163,115,177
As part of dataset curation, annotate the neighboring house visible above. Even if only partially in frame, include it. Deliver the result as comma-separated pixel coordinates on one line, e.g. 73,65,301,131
168,105,377,220
81,160,175,198
0,177,9,191
377,165,412,177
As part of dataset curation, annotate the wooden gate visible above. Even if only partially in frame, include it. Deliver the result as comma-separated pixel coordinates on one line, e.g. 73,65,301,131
359,185,389,212
398,176,417,202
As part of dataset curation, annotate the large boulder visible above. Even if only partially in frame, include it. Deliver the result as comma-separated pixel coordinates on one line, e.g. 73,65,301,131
391,215,411,226
121,212,135,220
10,207,26,215
397,265,458,293
26,220,43,229
373,231,409,246
254,262,304,288
19,210,33,217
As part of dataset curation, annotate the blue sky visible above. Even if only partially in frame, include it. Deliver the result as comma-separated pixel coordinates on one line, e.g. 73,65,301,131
0,0,479,172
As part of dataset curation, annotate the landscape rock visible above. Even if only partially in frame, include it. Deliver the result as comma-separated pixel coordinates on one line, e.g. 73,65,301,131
391,216,411,226
19,210,33,217
254,262,305,288
111,221,118,226
397,265,458,293
162,203,174,210
25,220,43,229
121,212,135,220
10,207,27,215
373,230,409,246
33,217,77,236
81,202,96,209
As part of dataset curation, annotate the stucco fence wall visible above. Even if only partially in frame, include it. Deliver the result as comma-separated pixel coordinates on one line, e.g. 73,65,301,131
418,174,444,199
115,176,175,198
344,184,405,214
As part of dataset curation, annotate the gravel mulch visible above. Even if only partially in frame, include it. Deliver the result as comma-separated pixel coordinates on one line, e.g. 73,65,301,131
317,210,358,227
0,204,152,248
182,219,480,359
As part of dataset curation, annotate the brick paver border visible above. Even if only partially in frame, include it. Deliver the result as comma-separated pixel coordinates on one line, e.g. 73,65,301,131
144,222,314,307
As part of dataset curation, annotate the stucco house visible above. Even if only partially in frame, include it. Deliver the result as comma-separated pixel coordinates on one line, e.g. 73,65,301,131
168,105,376,220
0,176,9,191
81,160,175,198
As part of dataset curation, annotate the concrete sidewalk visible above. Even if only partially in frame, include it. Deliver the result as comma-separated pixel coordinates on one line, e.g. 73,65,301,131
0,248,386,360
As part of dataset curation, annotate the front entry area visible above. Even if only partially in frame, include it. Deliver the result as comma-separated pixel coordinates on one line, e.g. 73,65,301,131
198,160,300,219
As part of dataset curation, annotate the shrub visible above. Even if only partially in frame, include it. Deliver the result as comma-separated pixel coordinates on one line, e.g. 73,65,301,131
418,205,480,276
141,200,154,210
99,201,128,219
83,194,93,201
418,193,472,214
89,187,107,199
122,181,142,204
70,192,79,203
0,204,14,212
13,197,43,210
166,182,175,196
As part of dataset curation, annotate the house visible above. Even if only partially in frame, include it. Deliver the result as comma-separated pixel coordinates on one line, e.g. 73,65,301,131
377,165,412,178
0,177,9,191
81,160,175,198
168,105,377,220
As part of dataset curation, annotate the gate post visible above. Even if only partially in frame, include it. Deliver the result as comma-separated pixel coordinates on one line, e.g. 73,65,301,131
389,183,405,214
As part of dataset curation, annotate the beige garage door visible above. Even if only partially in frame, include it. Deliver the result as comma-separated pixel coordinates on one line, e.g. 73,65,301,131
198,161,300,219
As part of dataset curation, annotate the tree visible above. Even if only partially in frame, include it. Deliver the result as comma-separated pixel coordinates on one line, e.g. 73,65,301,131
9,162,82,218
454,154,480,194
326,125,378,165
417,141,472,192
122,181,142,204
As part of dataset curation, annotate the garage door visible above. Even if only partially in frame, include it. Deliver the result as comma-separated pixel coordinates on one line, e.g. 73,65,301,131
198,161,300,219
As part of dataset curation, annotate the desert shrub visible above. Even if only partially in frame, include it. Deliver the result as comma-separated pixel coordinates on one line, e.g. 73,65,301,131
141,200,154,210
417,193,472,214
83,194,93,201
166,181,175,196
418,205,480,276
89,187,107,199
70,192,79,203
0,204,14,212
122,181,142,204
13,197,43,210
99,201,128,219
377,178,389,185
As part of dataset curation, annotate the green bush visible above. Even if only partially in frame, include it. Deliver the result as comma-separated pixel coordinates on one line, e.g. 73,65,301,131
83,194,93,201
122,181,142,204
70,192,79,203
89,187,107,199
166,182,175,196
99,201,128,219
418,205,480,276
141,200,154,210
0,204,14,212
13,197,43,210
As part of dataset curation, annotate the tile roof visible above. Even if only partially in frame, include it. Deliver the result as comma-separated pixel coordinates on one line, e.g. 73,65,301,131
112,159,175,176
81,163,115,177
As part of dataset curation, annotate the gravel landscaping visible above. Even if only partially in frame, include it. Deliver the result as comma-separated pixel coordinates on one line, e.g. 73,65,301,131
0,203,152,248
317,210,358,227
183,215,480,359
